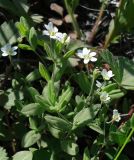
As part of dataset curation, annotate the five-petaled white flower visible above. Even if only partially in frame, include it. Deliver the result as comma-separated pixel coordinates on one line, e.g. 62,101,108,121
112,109,121,122
55,32,70,44
101,69,114,80
43,22,59,39
1,44,18,57
76,48,97,64
100,91,110,103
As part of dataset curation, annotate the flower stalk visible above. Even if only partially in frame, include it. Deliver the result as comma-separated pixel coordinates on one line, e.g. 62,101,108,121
114,128,134,160
64,0,82,38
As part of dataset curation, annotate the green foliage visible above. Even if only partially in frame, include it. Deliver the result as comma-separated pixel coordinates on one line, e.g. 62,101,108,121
21,130,41,148
74,72,91,94
60,139,79,155
0,0,33,26
105,0,134,46
44,115,72,132
1,5,134,159
13,151,33,160
29,27,37,50
72,104,101,130
21,103,44,116
101,50,134,90
39,62,50,82
0,147,9,160
0,0,29,16
83,147,90,160
0,21,18,47
130,114,134,128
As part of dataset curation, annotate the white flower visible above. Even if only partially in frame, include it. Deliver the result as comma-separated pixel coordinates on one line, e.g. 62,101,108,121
1,44,18,57
100,91,110,103
43,22,58,39
112,109,121,122
101,69,114,80
76,48,97,64
55,32,70,44
109,0,119,7
96,80,103,88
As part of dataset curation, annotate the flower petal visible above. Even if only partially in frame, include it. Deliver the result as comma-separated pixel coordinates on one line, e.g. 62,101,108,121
91,57,97,62
2,52,8,57
108,70,114,77
12,46,18,51
54,26,58,33
77,50,84,58
43,30,49,35
84,58,89,64
90,51,96,56
45,22,53,30
11,51,17,56
83,48,90,55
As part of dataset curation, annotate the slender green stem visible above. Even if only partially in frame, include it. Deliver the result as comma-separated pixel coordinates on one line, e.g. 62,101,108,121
86,64,89,76
64,0,82,38
89,76,95,97
114,128,134,160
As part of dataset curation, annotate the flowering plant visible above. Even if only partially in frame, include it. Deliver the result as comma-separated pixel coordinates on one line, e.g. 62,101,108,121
0,17,134,160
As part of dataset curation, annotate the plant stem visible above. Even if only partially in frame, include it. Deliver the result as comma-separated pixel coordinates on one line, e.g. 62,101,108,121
88,0,108,44
89,76,95,97
64,0,82,38
114,128,134,160
104,0,122,48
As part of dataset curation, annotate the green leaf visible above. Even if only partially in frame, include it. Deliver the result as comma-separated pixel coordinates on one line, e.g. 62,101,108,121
110,131,127,146
26,69,41,82
42,80,57,106
109,89,126,100
27,87,40,102
52,59,68,82
101,50,123,83
48,124,64,139
44,115,72,132
102,83,118,92
44,42,53,58
0,147,9,160
39,62,50,82
29,117,38,130
119,57,134,90
88,123,104,135
22,130,41,148
56,85,73,111
60,139,79,156
29,27,37,50
63,50,75,59
18,44,33,50
16,16,30,37
83,147,90,160
72,104,101,130
0,21,18,47
0,88,24,110
35,95,55,113
105,0,134,46
74,72,91,94
21,103,44,116
13,151,33,160
101,50,134,90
